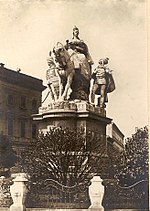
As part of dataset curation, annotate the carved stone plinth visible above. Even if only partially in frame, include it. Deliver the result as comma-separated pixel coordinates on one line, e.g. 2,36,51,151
10,174,28,211
33,100,111,135
89,176,104,210
38,100,105,116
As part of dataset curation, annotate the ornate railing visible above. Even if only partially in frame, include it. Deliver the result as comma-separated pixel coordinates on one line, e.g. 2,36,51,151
0,177,12,208
26,179,90,208
102,179,149,209
0,176,149,210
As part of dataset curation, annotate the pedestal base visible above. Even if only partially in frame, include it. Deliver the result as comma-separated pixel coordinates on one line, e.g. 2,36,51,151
89,208,104,211
10,205,25,211
33,100,111,135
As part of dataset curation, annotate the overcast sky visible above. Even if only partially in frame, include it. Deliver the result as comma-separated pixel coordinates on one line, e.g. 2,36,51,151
0,0,148,137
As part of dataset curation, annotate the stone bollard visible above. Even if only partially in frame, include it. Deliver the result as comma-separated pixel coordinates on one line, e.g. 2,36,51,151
10,174,28,211
89,176,104,211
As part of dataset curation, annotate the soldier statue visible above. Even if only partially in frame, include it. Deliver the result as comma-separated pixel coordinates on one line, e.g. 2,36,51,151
46,53,60,101
89,58,115,108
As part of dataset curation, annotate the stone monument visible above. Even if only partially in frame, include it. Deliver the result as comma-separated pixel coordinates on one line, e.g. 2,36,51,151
33,26,115,135
32,26,116,210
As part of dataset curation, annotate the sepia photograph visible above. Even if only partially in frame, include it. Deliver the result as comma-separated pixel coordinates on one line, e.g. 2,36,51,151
0,0,148,211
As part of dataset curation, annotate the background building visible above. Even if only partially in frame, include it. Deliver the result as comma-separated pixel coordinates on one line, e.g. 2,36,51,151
106,121,125,152
0,63,46,153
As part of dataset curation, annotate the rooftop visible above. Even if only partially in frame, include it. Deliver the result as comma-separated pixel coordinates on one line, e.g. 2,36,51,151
0,64,46,91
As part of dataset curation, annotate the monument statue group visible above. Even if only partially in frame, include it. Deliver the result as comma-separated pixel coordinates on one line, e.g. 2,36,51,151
46,26,115,108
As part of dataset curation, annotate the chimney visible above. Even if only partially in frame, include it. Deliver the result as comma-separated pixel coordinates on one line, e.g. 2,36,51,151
16,68,21,73
0,63,5,67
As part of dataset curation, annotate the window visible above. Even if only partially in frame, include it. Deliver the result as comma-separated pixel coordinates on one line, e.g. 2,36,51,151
20,96,26,109
32,123,37,138
7,95,14,105
7,114,13,136
20,120,25,138
32,99,37,112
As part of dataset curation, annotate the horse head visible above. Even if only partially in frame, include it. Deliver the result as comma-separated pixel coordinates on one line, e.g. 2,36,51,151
53,42,68,69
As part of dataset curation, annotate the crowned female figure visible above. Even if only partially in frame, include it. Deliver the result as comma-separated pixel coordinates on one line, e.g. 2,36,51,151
65,26,94,101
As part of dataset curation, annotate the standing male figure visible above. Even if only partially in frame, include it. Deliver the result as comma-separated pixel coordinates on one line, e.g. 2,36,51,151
89,58,112,108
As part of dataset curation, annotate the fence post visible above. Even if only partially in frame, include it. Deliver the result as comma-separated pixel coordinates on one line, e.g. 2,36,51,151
10,174,28,211
89,176,104,211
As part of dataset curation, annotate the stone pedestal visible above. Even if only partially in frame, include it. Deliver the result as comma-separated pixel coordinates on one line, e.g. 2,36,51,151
33,100,111,135
10,174,28,211
32,101,111,210
89,176,104,211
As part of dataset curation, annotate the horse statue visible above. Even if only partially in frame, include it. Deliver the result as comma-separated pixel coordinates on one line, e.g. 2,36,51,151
46,42,75,102
53,42,75,101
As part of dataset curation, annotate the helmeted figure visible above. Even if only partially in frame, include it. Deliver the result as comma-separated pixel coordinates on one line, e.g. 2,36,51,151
46,53,59,101
89,58,115,108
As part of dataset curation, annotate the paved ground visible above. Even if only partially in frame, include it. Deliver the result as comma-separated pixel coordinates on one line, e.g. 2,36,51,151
1,208,148,211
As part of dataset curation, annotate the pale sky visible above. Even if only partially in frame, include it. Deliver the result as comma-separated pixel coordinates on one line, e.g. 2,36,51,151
0,0,148,137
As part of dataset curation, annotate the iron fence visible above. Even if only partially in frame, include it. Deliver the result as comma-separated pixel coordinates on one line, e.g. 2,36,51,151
25,179,90,208
102,179,149,209
0,176,149,210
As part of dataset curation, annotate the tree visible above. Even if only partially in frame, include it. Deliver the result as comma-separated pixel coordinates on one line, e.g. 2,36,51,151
20,127,107,186
0,134,17,177
114,126,148,186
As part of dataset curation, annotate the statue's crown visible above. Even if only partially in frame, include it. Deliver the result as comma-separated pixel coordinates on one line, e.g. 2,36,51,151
73,26,79,31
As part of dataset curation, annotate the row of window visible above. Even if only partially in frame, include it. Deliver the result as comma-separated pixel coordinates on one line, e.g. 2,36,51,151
7,95,38,111
7,118,37,139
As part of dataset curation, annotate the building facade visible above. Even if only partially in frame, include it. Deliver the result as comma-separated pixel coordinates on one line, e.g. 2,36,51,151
106,121,124,152
0,63,46,152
